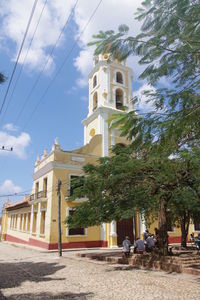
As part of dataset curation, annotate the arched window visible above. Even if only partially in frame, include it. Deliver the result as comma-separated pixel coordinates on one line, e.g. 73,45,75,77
93,92,98,111
116,72,123,84
93,75,97,88
115,89,123,110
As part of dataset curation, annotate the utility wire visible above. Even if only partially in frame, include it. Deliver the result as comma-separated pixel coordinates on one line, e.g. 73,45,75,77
1,0,48,125
0,0,38,117
22,0,103,130
14,0,79,125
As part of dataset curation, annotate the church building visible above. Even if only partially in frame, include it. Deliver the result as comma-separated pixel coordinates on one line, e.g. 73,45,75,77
1,54,190,249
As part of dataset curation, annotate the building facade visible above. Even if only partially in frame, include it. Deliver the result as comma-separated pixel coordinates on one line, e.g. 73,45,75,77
1,54,198,249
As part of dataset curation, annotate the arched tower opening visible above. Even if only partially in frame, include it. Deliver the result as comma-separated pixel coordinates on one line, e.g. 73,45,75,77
115,89,123,110
93,92,98,111
116,72,123,84
93,75,97,88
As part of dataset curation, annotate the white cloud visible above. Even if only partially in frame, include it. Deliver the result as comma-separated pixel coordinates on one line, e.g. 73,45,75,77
0,0,143,81
0,129,31,159
3,123,18,132
0,0,76,72
133,84,156,113
0,180,22,196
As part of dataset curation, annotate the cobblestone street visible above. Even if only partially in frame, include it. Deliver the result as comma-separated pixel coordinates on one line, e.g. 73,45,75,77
0,242,200,300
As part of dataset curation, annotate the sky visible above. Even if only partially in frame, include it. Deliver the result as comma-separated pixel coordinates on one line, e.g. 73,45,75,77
0,0,153,212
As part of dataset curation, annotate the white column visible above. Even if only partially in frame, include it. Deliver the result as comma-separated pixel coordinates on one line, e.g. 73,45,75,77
102,112,109,157
110,220,117,248
110,128,115,147
30,205,34,234
100,223,106,242
84,125,86,145
110,221,117,237
140,214,146,237
132,216,136,240
36,202,41,237
107,65,111,103
22,213,25,231
25,213,28,231
17,214,20,231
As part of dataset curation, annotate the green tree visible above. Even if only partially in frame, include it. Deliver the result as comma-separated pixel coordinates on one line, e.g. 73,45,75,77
67,0,200,254
88,0,200,250
66,144,200,252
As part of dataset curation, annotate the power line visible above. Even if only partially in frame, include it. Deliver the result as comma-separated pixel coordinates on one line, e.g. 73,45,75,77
14,0,79,126
22,0,103,130
0,0,48,125
0,190,31,198
0,0,39,117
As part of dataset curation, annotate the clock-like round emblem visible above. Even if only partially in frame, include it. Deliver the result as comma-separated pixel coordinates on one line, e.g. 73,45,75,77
90,128,95,136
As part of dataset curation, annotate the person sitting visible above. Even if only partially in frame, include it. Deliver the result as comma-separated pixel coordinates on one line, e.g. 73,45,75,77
122,236,131,258
143,229,149,241
190,233,195,245
195,233,200,250
145,235,155,252
134,238,145,254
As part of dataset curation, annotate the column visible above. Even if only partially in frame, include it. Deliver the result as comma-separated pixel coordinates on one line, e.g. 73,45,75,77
30,205,34,234
110,220,117,247
140,214,146,239
100,223,106,246
36,202,41,237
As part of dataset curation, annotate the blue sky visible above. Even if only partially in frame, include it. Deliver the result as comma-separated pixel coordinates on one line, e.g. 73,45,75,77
0,0,151,212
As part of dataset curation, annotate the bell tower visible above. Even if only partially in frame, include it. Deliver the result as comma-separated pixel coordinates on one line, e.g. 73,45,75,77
82,53,133,156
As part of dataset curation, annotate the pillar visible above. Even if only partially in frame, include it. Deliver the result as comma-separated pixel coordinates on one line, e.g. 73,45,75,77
110,220,117,247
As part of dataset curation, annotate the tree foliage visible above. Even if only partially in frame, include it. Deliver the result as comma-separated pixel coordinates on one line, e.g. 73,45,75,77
89,0,200,152
66,0,200,251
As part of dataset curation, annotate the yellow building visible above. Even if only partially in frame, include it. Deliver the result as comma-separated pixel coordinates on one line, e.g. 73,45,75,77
2,54,198,249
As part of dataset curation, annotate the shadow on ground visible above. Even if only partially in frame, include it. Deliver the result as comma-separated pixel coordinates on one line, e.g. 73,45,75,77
1,292,94,300
0,261,65,289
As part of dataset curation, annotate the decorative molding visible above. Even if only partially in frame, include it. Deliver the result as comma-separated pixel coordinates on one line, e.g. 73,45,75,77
33,161,84,181
71,156,85,162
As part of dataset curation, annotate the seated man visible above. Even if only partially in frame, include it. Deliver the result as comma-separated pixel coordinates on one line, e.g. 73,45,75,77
143,229,149,241
146,235,155,252
195,233,200,250
122,236,131,258
134,238,145,254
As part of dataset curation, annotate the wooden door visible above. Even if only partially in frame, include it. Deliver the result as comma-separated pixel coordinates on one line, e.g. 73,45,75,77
117,218,134,246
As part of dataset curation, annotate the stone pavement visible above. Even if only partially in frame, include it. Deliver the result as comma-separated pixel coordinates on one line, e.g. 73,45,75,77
0,242,200,300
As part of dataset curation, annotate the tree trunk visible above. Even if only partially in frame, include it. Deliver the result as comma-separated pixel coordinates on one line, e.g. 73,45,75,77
158,196,168,256
180,212,190,248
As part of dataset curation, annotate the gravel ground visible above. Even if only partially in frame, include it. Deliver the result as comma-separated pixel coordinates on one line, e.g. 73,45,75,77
0,242,200,300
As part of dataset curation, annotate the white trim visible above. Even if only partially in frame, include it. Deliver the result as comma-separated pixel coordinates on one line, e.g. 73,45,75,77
140,214,146,236
82,106,125,127
102,112,109,157
66,208,87,237
100,223,106,241
68,173,84,194
107,64,110,103
110,128,115,147
110,220,117,237
71,156,85,162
